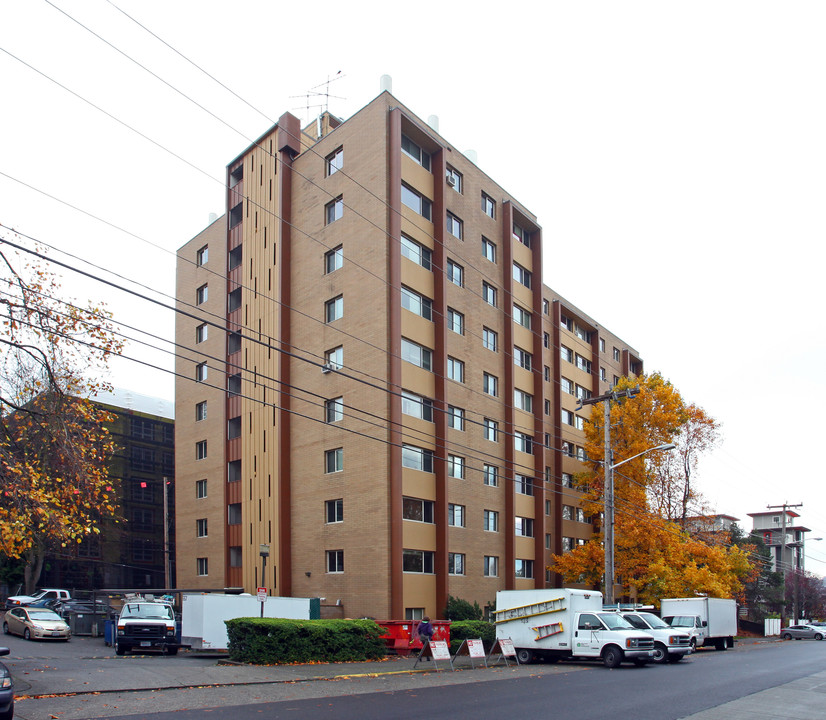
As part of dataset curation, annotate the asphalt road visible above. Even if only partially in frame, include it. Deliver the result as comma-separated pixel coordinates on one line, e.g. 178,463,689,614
3,633,825,720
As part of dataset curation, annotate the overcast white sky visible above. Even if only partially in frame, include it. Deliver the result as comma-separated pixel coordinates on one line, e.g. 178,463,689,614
2,1,824,568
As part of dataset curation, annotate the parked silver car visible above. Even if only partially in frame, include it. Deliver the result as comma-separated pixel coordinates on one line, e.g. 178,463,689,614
781,624,825,641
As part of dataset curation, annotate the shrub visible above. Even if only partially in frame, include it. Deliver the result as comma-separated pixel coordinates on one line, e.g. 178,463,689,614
448,620,495,654
225,618,386,664
444,595,483,621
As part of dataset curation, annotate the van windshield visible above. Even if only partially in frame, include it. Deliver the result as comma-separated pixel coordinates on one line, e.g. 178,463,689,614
597,613,634,630
638,612,669,629
120,603,174,620
664,615,696,628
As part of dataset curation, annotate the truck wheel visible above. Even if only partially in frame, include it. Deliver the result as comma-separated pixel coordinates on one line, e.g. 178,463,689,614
115,641,126,656
715,639,727,651
667,654,683,663
165,646,178,656
602,646,622,669
516,648,534,664
690,637,697,651
652,643,667,663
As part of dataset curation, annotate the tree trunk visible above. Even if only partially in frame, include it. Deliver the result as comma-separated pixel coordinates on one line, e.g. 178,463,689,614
23,547,45,594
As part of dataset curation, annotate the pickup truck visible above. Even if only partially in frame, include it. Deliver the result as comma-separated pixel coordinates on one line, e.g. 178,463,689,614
115,601,182,656
5,589,71,610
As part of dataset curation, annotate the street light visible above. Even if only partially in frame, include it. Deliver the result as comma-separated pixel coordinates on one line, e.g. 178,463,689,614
603,443,676,606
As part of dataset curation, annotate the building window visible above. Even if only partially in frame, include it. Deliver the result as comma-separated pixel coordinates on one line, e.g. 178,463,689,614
228,460,241,483
513,223,531,247
196,245,208,266
515,473,534,495
195,362,207,382
326,550,344,573
562,505,573,520
484,555,499,577
484,464,499,487
562,409,574,426
402,338,433,371
227,373,241,395
227,332,241,355
484,418,498,442
447,259,463,286
576,446,587,461
544,399,551,415
482,237,496,263
326,346,343,370
325,295,343,322
484,510,499,532
515,433,533,455
402,391,434,422
483,373,498,397
515,559,534,579
196,284,208,305
448,503,465,527
195,440,207,460
514,346,532,370
562,473,574,488
448,406,465,430
562,537,574,552
227,416,241,439
561,377,573,394
401,235,432,269
576,508,587,523
448,553,465,575
195,402,207,423
599,337,606,353
326,147,343,176
401,286,433,320
403,549,435,574
402,135,431,170
481,193,495,218
448,455,465,479
229,546,242,568
513,263,531,288
326,499,344,523
325,196,343,224
229,202,243,229
575,385,592,401
227,287,241,313
402,445,434,473
562,442,573,458
545,500,551,516
513,305,531,329
401,183,432,220
447,356,464,383
543,299,550,315
197,557,208,576
613,347,621,361
482,282,497,307
575,415,586,430
325,447,343,473
576,354,592,374
196,518,208,538
514,389,533,412
575,325,591,342
196,479,207,498
325,245,343,273
325,397,344,423
561,315,573,331
544,366,551,382
544,332,550,349
228,244,242,270
482,327,498,351
446,166,462,192
446,213,463,240
132,418,154,441
515,517,534,537
561,345,573,363
447,308,464,335
600,367,607,381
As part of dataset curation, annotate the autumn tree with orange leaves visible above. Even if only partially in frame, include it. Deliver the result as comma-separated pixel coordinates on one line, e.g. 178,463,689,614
0,240,124,592
551,373,756,604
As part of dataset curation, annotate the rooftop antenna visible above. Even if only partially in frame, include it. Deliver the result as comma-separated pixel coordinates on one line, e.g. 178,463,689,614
290,72,347,124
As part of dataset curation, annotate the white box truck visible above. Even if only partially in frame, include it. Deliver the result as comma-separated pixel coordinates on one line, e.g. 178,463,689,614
181,594,316,651
660,597,737,651
495,589,656,668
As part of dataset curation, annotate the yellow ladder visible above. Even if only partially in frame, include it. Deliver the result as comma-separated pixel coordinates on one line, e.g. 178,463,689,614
493,597,567,623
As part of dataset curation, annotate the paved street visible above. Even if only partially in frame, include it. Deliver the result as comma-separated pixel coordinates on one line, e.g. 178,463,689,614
2,632,826,719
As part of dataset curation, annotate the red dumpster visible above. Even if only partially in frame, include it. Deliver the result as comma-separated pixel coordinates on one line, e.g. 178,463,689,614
376,620,451,656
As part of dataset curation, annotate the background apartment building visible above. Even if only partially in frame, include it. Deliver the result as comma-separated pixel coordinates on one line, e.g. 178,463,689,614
175,91,642,619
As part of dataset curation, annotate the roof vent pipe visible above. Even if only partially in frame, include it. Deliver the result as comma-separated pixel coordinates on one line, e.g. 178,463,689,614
380,75,393,93
427,115,439,132
208,212,218,224
465,149,478,165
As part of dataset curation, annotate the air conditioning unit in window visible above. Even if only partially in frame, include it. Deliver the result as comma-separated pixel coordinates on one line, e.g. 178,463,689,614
321,363,333,374
446,174,456,187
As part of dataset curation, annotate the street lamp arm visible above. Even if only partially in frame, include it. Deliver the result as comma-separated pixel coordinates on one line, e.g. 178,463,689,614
610,443,676,470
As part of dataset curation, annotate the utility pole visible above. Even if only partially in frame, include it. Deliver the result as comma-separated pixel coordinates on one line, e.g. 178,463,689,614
767,502,802,626
579,387,639,606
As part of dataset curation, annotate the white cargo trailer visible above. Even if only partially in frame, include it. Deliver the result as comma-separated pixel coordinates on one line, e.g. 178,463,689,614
495,589,656,668
181,594,315,650
660,597,737,650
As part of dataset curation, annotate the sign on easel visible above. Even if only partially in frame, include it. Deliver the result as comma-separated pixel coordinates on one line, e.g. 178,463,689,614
414,639,454,671
453,638,488,668
487,637,519,666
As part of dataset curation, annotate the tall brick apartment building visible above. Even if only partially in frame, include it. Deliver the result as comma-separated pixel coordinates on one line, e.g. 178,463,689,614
175,90,643,619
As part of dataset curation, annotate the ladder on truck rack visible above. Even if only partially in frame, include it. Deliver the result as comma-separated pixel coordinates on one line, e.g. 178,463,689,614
532,622,564,639
493,597,566,623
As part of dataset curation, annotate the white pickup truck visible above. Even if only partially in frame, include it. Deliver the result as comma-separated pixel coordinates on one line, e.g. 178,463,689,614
5,589,71,610
495,589,656,668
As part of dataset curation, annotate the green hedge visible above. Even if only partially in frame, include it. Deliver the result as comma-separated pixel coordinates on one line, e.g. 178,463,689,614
448,620,496,654
225,618,386,664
